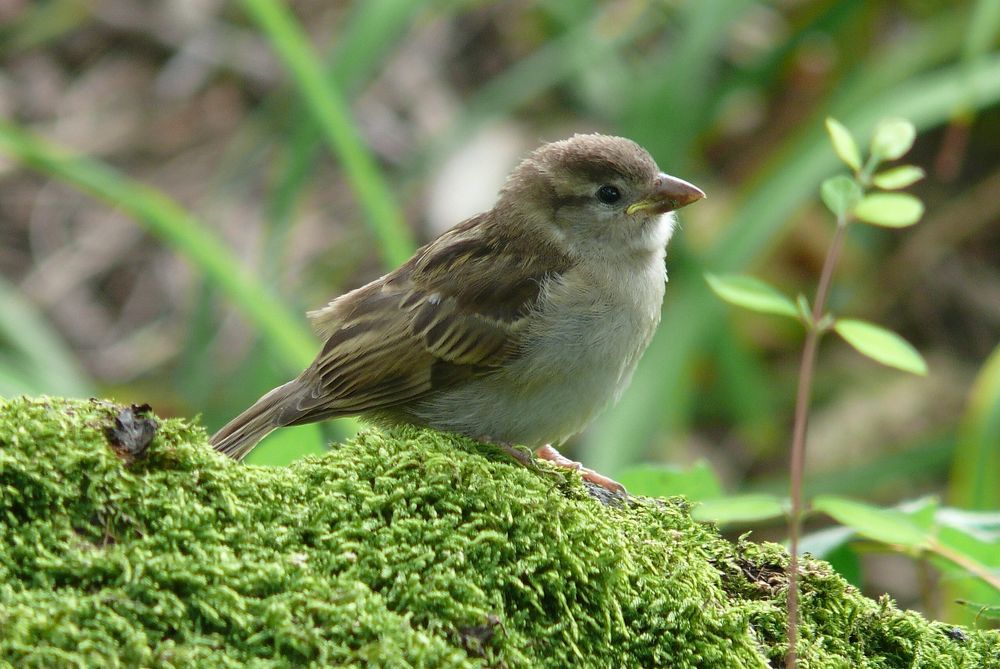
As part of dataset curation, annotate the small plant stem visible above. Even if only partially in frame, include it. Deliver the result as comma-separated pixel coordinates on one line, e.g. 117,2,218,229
785,215,849,669
812,219,849,319
859,153,880,185
785,329,816,668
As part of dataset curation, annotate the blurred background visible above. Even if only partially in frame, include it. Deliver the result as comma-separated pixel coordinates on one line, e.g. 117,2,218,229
1,0,998,624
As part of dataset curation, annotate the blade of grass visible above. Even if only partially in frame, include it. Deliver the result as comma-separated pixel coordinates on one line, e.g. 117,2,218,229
238,0,415,268
0,361,42,397
942,366,1000,627
0,275,93,397
959,0,1000,116
949,345,1000,510
263,0,429,277
328,0,430,90
269,0,429,226
826,6,969,113
0,120,316,372
710,323,781,446
622,0,749,166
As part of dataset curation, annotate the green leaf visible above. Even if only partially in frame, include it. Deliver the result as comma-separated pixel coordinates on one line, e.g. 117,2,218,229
820,175,863,217
853,193,924,227
813,495,930,548
825,117,862,171
834,318,928,375
872,165,925,190
705,273,798,319
799,525,855,559
870,117,917,161
692,494,787,525
617,460,723,501
824,542,863,587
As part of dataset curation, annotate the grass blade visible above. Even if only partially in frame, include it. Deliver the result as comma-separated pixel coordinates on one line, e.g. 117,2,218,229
0,120,316,371
949,345,1000,509
264,0,430,274
239,0,415,268
0,275,92,397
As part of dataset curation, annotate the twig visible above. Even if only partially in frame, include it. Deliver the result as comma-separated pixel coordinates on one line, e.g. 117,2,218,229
785,215,848,669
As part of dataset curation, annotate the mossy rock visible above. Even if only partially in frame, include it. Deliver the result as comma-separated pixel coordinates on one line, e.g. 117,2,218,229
0,396,996,668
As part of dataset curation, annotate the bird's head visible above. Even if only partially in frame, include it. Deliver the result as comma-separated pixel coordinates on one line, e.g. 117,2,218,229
499,134,705,255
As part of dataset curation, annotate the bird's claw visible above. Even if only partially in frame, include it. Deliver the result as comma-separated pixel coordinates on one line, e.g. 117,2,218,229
534,444,627,496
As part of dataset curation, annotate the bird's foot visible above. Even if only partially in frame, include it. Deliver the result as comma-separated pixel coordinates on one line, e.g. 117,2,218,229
534,444,627,496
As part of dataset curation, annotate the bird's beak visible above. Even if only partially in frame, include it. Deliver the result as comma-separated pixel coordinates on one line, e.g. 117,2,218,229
626,173,706,216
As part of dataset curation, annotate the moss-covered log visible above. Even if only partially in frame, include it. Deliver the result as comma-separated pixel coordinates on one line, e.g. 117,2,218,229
0,397,996,667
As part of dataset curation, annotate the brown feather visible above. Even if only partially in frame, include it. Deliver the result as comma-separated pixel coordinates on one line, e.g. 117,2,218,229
293,209,574,421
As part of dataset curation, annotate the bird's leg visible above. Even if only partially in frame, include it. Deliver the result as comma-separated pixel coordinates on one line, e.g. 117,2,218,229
534,444,627,495
486,438,626,496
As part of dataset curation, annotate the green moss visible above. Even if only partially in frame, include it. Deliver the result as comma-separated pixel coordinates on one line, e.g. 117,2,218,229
0,397,997,668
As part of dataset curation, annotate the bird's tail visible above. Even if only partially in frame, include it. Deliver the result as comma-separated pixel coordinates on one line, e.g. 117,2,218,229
210,380,301,460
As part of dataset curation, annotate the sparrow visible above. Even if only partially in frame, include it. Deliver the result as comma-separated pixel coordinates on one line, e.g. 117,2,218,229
211,134,705,493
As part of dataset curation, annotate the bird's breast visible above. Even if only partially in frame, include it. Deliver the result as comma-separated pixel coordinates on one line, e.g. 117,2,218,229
412,251,667,446
520,255,665,397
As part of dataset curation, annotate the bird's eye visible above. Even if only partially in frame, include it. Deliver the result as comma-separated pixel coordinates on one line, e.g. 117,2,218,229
596,184,621,204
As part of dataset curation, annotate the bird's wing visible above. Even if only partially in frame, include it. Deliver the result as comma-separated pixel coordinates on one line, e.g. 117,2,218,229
294,214,573,419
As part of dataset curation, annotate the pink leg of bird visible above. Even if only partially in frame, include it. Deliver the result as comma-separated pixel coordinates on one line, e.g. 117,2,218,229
534,444,627,495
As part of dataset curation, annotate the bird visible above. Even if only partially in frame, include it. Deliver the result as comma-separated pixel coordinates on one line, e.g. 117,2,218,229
211,133,705,493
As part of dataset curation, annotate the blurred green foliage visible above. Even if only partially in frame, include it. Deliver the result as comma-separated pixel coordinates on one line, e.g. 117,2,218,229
0,0,998,625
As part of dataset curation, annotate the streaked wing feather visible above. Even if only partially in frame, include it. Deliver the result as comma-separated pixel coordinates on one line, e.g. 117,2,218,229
298,212,573,418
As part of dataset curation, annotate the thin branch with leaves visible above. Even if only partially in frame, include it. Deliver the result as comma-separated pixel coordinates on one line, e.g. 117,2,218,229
707,116,930,668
